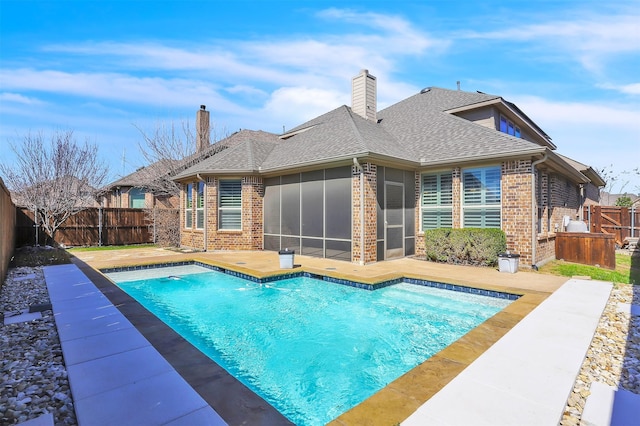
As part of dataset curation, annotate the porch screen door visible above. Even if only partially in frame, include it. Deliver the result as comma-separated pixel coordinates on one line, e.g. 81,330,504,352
385,182,404,259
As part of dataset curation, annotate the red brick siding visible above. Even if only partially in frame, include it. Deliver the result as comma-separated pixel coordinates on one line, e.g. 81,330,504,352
352,163,377,264
501,160,533,266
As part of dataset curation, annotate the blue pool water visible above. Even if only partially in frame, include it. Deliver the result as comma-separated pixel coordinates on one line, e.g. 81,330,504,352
108,265,512,425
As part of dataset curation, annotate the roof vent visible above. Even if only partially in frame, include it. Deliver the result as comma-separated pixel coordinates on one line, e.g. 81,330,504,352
420,87,431,94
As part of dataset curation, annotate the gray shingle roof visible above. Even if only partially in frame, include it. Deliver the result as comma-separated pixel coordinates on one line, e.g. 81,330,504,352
175,86,559,180
174,130,280,178
377,87,545,164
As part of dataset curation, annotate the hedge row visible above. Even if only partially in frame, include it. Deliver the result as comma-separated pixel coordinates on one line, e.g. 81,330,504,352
424,228,507,267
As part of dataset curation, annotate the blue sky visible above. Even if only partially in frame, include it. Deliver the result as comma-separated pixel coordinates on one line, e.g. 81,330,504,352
1,0,639,192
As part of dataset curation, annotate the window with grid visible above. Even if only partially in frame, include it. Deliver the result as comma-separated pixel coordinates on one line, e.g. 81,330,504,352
196,181,205,229
219,179,242,230
421,172,453,230
462,167,501,228
185,183,193,228
499,115,521,138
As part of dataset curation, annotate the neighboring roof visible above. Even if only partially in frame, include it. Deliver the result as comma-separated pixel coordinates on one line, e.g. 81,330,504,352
105,131,247,189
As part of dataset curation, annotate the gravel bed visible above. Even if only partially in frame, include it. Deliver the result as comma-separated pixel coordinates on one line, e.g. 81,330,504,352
0,267,76,426
561,283,640,425
0,264,637,426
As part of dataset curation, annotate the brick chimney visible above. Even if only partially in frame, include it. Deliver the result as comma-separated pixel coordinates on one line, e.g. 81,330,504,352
351,69,377,121
196,105,210,152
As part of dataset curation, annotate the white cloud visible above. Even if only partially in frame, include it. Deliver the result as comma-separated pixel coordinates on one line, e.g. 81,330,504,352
458,11,640,76
598,82,640,96
262,86,348,127
511,95,640,188
0,92,44,105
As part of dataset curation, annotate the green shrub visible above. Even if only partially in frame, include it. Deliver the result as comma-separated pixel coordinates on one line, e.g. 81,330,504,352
424,228,506,267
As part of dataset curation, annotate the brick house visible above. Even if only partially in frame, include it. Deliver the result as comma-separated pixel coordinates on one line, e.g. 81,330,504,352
174,70,604,268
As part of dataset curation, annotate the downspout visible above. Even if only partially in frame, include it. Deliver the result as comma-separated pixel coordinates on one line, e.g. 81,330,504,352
353,158,365,265
197,174,207,252
531,153,548,270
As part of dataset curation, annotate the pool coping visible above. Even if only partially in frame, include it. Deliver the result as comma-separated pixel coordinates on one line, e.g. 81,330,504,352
71,258,293,425
72,256,550,425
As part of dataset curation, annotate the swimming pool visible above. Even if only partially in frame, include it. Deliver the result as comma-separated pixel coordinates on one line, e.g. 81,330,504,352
107,264,513,425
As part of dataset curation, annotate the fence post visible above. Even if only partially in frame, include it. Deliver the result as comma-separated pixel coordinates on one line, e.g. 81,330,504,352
98,206,103,247
153,208,157,244
33,208,38,246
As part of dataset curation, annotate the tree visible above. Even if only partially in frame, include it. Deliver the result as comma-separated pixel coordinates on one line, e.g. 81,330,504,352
615,196,633,207
134,118,229,247
0,130,108,244
134,119,228,198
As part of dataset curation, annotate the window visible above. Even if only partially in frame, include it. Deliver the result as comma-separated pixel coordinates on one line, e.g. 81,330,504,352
129,188,146,208
185,183,193,228
196,182,205,229
499,115,521,138
462,167,501,228
219,179,242,230
421,172,453,230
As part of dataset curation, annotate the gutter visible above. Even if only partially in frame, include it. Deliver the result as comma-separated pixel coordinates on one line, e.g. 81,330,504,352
531,153,548,270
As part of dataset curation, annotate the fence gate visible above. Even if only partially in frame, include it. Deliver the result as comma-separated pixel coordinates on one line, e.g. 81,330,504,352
584,205,640,246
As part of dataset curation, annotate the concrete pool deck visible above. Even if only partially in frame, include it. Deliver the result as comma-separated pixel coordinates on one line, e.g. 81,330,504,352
58,247,610,425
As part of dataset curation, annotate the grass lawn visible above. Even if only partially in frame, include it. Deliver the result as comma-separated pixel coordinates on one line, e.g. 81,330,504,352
67,243,157,252
539,253,640,285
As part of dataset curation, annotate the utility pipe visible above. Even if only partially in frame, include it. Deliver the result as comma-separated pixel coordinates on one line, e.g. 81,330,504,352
353,158,365,265
531,153,548,270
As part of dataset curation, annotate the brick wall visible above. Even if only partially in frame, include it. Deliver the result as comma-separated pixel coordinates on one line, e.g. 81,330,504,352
501,160,533,266
352,163,378,263
180,176,264,251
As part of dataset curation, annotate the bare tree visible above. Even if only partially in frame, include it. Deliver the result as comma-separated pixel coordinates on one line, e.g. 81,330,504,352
0,130,108,245
134,119,229,197
133,118,229,247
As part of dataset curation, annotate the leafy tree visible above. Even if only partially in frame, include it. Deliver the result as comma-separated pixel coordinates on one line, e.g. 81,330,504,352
0,130,108,244
615,196,633,207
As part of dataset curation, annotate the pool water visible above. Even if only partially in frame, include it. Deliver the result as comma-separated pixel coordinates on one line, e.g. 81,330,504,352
108,265,511,425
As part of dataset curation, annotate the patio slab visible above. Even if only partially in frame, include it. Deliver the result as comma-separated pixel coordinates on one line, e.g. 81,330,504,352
401,278,612,426
43,264,226,426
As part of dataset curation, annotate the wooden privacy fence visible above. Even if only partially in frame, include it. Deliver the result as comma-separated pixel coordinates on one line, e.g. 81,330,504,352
584,205,640,246
556,232,616,269
15,207,177,247
1,178,16,283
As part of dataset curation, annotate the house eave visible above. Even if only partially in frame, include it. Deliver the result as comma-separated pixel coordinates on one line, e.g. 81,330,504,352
419,147,546,168
445,98,556,150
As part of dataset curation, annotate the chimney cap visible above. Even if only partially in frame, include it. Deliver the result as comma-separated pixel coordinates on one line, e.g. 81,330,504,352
200,105,206,110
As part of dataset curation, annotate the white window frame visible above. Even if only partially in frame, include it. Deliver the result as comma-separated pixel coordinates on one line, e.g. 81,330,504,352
196,181,205,229
218,179,242,230
420,171,453,231
462,166,501,229
184,183,193,229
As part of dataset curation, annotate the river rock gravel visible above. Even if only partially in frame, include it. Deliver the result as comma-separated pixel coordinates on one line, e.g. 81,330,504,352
0,266,76,426
560,283,640,425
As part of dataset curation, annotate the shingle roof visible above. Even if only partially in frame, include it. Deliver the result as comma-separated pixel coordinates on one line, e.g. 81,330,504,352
174,130,281,177
174,86,571,180
377,87,545,164
259,106,412,171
